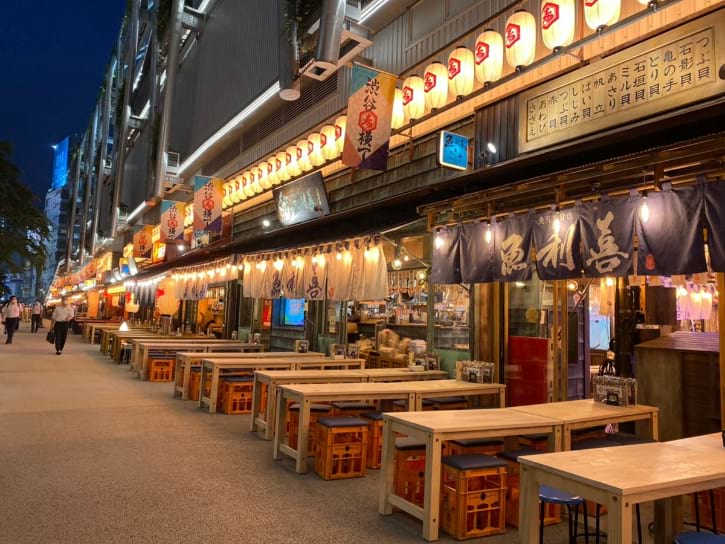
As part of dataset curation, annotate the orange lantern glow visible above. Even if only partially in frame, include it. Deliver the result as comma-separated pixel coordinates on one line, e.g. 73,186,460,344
447,47,475,98
541,0,575,51
236,175,247,201
253,166,265,193
297,139,313,171
584,0,620,30
276,151,291,182
334,115,346,153
242,172,255,198
230,178,241,204
505,10,537,69
475,30,504,85
320,124,338,160
285,146,301,177
423,62,448,111
265,158,278,186
308,133,325,166
402,75,425,121
391,88,406,129
222,183,231,209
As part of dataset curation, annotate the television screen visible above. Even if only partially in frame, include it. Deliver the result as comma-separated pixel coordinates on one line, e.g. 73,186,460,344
282,299,305,327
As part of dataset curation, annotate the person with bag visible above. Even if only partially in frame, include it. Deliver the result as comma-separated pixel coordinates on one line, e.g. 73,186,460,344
50,297,75,355
31,300,43,332
1,296,22,344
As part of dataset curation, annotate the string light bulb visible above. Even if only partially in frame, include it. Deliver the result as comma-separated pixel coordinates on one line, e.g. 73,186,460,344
434,229,444,249
640,195,650,224
392,258,402,270
485,221,493,244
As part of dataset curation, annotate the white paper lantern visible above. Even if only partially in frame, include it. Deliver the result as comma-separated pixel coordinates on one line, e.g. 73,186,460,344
541,0,576,51
320,124,338,160
505,10,537,69
276,152,290,182
297,139,313,172
222,183,231,209
402,75,425,121
584,0,620,30
230,178,241,204
423,62,448,111
448,47,475,98
475,30,504,85
308,133,325,166
334,116,347,153
391,88,406,129
286,145,301,177
242,172,255,198
236,175,247,201
252,166,264,193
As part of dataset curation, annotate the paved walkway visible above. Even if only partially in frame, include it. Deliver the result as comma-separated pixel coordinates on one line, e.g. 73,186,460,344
0,325,658,543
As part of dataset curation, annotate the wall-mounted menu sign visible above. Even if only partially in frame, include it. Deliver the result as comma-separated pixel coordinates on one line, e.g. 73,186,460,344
518,11,725,153
274,172,330,227
437,130,470,170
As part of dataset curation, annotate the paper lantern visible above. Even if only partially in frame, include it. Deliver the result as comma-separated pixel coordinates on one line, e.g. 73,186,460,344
242,172,255,198
276,152,291,182
447,47,475,98
505,10,536,69
256,163,270,190
320,125,338,160
266,158,279,186
402,75,425,121
334,115,346,153
235,175,247,201
391,88,406,129
222,184,231,209
230,178,241,204
308,133,325,166
252,167,264,193
286,146,301,177
297,139,313,171
422,62,448,111
541,0,575,50
474,30,504,85
585,0,620,29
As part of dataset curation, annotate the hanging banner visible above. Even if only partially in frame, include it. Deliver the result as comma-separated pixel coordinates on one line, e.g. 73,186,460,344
460,221,495,284
160,200,186,242
303,255,328,301
580,197,636,277
704,181,725,272
533,209,582,280
430,226,462,285
493,214,533,282
342,64,397,171
636,185,706,275
133,225,154,259
193,175,224,233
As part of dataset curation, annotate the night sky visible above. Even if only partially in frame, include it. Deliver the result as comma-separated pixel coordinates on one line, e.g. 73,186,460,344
0,1,125,202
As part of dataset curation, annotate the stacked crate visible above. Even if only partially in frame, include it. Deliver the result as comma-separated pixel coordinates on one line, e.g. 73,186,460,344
314,418,369,480
393,438,427,507
220,376,254,414
147,351,175,382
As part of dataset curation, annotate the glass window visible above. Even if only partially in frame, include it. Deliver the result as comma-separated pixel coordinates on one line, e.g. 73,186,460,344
433,284,470,351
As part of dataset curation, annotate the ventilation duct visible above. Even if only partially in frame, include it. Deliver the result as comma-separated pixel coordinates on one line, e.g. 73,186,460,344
278,0,300,101
315,0,346,70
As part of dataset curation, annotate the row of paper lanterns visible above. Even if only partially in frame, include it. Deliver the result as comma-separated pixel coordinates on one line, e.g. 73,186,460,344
395,0,641,125
222,116,348,209
222,0,641,209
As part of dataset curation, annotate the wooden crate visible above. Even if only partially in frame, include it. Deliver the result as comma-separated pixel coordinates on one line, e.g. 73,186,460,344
148,358,174,382
445,438,503,457
220,377,254,414
362,414,383,469
394,438,427,507
440,460,507,540
188,369,201,401
314,418,368,480
693,487,725,532
287,404,332,455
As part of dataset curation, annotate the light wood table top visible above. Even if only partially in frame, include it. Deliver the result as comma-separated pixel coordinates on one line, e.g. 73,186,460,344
134,341,257,379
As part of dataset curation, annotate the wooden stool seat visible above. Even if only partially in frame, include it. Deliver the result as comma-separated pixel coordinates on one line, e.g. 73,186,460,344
315,417,369,480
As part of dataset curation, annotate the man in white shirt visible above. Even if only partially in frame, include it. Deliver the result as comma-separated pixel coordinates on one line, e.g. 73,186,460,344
51,297,75,355
31,300,43,333
1,296,22,344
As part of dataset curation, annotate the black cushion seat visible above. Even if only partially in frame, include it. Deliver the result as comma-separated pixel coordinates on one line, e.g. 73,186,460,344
442,454,508,471
317,417,370,428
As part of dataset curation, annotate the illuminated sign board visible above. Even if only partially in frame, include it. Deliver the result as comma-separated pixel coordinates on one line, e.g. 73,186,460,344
437,130,469,170
274,172,330,227
51,137,69,190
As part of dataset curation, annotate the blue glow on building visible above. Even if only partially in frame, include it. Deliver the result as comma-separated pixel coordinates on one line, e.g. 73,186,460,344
51,137,69,190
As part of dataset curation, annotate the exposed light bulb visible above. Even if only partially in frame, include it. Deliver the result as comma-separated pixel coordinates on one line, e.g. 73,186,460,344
434,234,443,249
403,255,410,262
640,200,650,223
605,277,615,287
273,259,284,271
567,281,578,291
485,223,492,244
262,219,271,228
392,258,402,270
418,271,426,280
515,281,526,288
553,215,561,234
335,251,342,261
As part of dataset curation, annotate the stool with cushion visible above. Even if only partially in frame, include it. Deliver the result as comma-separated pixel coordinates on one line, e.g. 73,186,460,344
314,417,369,480
331,401,376,417
287,403,332,454
538,485,588,544
674,534,725,543
440,454,507,539
431,396,468,410
394,437,427,507
361,411,384,468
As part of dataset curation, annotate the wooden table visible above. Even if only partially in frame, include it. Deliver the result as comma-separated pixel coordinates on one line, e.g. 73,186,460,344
199,357,365,414
81,320,116,341
104,331,169,358
378,408,563,541
518,434,725,544
174,351,324,400
274,380,507,474
512,399,659,449
251,368,448,440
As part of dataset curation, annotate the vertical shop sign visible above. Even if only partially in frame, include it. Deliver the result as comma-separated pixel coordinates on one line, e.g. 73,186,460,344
532,209,582,280
160,200,185,241
133,225,154,259
493,214,533,282
193,176,224,234
579,197,635,277
342,64,397,171
636,184,706,275
704,181,725,271
459,222,495,283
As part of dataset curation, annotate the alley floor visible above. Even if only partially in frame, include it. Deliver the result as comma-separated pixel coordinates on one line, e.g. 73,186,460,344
0,324,668,544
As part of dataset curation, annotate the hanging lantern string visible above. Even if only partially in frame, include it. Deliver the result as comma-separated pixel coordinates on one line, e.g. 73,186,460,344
235,234,386,265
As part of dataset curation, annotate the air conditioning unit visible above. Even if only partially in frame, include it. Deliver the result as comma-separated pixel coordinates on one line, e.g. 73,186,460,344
166,151,180,175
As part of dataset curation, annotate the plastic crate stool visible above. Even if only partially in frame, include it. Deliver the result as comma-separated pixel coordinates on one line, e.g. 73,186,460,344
331,402,376,417
431,396,468,410
288,403,332,455
361,411,384,469
314,417,369,480
188,368,202,401
693,487,723,535
148,357,174,382
440,454,508,540
499,449,560,528
220,376,254,414
394,437,427,507
393,399,434,412
446,438,504,457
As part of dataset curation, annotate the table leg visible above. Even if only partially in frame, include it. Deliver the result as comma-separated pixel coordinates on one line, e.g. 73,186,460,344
654,496,682,544
264,383,278,441
422,432,442,541
378,419,396,516
607,494,633,544
562,424,572,451
650,411,659,441
272,391,287,461
499,386,506,408
198,364,207,408
413,393,422,411
208,367,220,414
295,400,311,474
182,360,192,400
519,465,541,544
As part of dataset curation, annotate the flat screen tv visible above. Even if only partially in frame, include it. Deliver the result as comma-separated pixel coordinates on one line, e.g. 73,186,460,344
282,298,305,327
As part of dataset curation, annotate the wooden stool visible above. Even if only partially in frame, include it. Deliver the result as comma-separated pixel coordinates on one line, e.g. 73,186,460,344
446,438,504,457
188,368,202,401
288,403,332,455
440,454,508,540
314,417,369,480
148,357,175,381
331,402,376,417
499,448,558,528
361,411,383,469
220,376,254,414
394,437,427,507
431,396,468,410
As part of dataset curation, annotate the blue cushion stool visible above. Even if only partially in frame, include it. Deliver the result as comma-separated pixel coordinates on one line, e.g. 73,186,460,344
221,376,254,382
674,533,725,544
331,402,376,410
289,403,332,412
539,485,588,544
360,411,384,421
393,399,433,410
314,417,369,480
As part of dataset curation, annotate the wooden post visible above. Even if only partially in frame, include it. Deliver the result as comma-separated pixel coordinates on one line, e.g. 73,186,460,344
718,273,725,428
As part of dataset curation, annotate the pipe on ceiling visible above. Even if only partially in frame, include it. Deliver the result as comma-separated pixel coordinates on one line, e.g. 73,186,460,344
315,0,345,70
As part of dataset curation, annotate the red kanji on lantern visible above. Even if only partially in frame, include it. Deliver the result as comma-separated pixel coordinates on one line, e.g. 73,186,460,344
424,72,436,92
505,23,521,48
448,58,461,79
475,41,490,64
585,0,598,6
542,2,560,29
402,86,414,105
358,110,378,132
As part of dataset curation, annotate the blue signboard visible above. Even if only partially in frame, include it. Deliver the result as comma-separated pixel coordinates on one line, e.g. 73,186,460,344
437,130,469,171
51,137,69,190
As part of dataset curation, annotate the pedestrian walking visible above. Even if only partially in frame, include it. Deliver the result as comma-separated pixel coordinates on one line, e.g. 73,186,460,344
31,299,43,333
1,296,22,344
50,297,75,355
